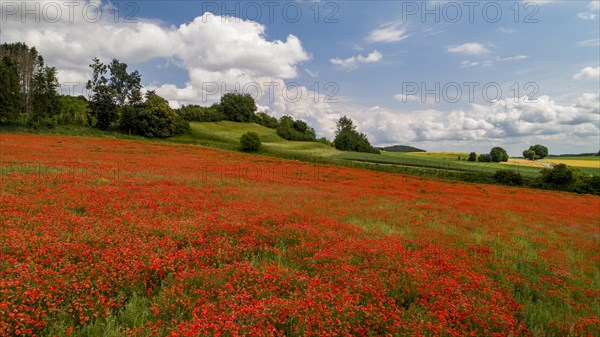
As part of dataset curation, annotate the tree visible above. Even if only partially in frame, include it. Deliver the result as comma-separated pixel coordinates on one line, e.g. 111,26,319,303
490,147,508,162
254,111,278,128
276,115,316,141
129,91,177,138
468,152,477,162
31,57,61,122
0,56,21,123
177,103,224,122
0,42,40,114
221,92,257,122
526,144,548,159
333,115,379,154
523,149,536,160
86,58,118,129
108,59,142,106
478,154,492,162
240,131,262,152
89,85,118,130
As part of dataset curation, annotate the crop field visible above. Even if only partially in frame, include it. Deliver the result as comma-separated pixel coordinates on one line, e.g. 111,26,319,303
546,157,600,176
338,151,543,178
1,134,599,336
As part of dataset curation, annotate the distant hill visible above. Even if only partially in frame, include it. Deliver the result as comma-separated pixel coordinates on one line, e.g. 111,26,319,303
382,145,426,153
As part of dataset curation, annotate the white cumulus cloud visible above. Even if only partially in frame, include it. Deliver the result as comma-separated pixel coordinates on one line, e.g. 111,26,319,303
573,66,600,80
447,43,490,56
330,50,383,70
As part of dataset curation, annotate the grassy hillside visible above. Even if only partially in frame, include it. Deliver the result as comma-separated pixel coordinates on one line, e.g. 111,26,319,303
172,121,341,159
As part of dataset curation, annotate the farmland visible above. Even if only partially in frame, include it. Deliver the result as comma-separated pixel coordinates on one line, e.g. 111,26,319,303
1,133,599,336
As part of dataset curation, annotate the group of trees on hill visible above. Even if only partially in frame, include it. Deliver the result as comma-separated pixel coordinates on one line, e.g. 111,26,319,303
175,95,377,153
468,147,508,163
0,42,189,138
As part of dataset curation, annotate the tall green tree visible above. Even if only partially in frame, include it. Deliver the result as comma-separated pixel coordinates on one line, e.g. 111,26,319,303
31,57,61,121
0,42,39,114
87,58,117,129
221,92,257,122
333,115,379,153
0,56,21,123
108,59,142,106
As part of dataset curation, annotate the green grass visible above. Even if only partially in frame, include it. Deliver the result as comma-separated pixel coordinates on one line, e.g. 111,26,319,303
171,121,341,160
338,151,543,178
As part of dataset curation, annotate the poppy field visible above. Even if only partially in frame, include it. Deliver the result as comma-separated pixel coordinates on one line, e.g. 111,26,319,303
1,133,599,337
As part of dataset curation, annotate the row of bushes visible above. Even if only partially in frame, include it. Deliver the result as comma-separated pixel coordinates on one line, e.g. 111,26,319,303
490,165,600,195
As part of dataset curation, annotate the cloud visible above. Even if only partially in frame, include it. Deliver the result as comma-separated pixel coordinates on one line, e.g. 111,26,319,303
367,22,410,43
447,43,490,56
498,55,529,61
578,39,600,47
394,93,420,103
460,60,493,68
2,2,310,107
573,67,600,80
577,12,597,20
578,1,600,20
330,50,382,70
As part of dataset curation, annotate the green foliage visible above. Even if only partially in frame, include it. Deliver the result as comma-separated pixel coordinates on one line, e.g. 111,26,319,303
254,111,279,128
316,137,333,147
523,149,537,160
240,131,262,152
525,144,548,159
89,86,118,130
58,95,89,126
478,154,492,162
541,164,574,187
108,58,143,106
539,164,600,195
0,56,20,123
123,92,178,138
493,170,524,186
31,59,61,122
333,115,379,154
276,115,316,141
177,104,225,122
490,147,509,162
468,152,477,162
221,92,257,122
173,116,191,136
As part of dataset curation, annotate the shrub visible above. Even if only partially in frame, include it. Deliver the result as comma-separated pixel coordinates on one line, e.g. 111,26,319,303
240,131,261,152
478,154,492,162
493,170,524,186
541,164,574,188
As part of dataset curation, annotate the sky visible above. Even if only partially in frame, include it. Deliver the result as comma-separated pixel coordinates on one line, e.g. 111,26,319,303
1,0,599,155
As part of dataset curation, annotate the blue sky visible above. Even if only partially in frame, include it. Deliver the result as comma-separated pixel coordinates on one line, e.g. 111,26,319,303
2,0,599,154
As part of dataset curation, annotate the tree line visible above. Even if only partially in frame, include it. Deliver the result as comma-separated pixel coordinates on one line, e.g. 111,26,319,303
0,42,376,153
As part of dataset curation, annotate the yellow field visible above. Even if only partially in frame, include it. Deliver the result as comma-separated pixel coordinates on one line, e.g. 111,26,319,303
501,158,548,168
546,158,600,168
